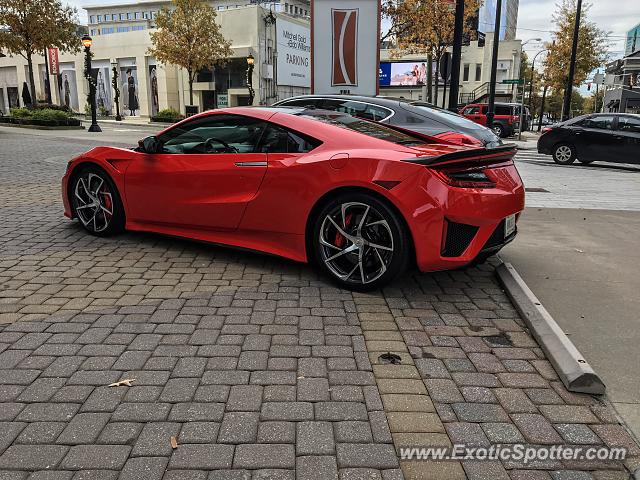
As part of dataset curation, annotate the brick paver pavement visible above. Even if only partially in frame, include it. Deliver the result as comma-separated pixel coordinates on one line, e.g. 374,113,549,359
0,128,638,479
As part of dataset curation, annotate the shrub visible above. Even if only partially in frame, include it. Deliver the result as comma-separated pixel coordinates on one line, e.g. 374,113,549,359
10,107,32,118
30,108,73,122
152,107,183,123
34,103,72,113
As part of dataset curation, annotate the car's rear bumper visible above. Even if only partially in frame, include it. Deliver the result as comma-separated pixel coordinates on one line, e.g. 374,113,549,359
394,163,525,272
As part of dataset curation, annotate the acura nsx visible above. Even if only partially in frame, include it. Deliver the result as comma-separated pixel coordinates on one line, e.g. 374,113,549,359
62,107,525,290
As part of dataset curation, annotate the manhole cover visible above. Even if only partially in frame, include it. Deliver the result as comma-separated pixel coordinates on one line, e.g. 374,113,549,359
378,352,402,364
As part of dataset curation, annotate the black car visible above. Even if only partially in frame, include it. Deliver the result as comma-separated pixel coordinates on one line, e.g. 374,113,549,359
273,94,502,148
538,113,640,165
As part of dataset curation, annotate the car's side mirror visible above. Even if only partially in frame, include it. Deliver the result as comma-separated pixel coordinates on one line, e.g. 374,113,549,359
139,136,160,154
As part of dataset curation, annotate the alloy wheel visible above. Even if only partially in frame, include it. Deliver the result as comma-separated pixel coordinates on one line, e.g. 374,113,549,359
318,202,394,285
72,172,114,233
555,145,572,163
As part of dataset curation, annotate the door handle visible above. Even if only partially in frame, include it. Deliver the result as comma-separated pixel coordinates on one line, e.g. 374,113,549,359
235,161,267,167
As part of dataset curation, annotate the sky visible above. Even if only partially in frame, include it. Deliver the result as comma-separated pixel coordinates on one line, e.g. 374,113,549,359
517,0,638,59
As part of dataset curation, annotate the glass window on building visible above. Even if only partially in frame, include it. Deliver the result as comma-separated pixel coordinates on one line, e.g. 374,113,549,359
152,11,158,19
90,29,99,36
475,64,482,81
90,15,96,23
134,12,141,19
132,25,145,31
119,13,125,20
117,26,130,33
97,15,102,22
143,11,149,18
462,64,470,82
126,12,132,19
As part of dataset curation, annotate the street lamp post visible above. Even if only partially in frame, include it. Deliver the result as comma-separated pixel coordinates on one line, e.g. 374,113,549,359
517,38,541,140
529,48,547,105
246,54,255,106
82,34,101,133
110,59,122,121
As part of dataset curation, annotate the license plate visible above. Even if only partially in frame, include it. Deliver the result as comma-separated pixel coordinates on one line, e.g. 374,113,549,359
504,214,516,237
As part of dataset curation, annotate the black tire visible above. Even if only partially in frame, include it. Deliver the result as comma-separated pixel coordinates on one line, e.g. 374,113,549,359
491,123,505,138
311,192,410,291
552,143,576,165
70,165,125,236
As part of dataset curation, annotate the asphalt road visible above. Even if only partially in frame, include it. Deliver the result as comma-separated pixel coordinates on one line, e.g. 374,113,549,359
505,149,640,441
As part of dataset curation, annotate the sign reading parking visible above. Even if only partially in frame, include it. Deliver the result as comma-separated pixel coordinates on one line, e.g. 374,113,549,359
277,17,311,88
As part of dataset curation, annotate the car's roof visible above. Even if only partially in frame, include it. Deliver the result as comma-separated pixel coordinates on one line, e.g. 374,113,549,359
276,94,433,109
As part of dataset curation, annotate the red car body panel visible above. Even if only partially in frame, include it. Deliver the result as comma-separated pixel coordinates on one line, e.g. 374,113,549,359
62,107,525,272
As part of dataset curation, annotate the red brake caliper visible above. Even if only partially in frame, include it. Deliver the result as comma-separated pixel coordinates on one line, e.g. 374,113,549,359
101,187,112,218
335,213,353,248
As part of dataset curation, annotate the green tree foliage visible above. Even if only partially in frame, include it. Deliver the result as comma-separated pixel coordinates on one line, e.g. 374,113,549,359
543,0,609,93
0,0,80,107
148,0,232,107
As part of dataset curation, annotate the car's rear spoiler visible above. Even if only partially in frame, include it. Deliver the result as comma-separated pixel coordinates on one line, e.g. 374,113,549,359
402,143,517,167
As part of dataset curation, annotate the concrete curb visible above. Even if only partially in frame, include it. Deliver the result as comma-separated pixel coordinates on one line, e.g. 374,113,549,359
495,261,606,395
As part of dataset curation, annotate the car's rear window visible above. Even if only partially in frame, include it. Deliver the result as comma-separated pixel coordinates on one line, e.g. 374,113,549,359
300,111,427,146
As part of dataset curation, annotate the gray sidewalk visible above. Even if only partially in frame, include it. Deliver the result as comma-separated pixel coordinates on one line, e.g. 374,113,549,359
502,207,640,443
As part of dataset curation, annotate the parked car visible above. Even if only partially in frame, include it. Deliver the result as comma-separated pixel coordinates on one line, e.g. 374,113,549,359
62,107,524,290
459,102,529,138
273,95,502,148
537,113,640,165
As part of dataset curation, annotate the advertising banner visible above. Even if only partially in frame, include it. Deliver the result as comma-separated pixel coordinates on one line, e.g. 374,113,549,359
277,17,311,87
47,48,59,75
312,0,380,95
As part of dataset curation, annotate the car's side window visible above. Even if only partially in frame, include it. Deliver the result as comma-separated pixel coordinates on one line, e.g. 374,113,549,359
319,100,391,122
279,98,320,108
495,106,512,116
158,115,267,154
465,107,479,115
582,116,615,130
617,116,640,134
257,124,320,153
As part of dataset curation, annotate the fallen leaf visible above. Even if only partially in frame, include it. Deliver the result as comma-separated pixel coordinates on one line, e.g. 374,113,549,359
574,249,584,253
108,378,135,387
170,436,178,449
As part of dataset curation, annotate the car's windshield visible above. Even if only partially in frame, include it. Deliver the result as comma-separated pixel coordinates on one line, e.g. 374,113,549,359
409,102,485,128
300,111,427,146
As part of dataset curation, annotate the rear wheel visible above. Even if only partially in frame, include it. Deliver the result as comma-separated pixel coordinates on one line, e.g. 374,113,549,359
552,144,576,165
312,193,410,291
70,166,125,236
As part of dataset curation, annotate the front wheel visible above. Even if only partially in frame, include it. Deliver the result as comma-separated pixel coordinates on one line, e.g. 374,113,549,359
312,193,410,291
552,144,576,165
70,166,125,236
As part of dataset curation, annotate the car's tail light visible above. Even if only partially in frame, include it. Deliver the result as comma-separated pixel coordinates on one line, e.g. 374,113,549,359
541,127,551,134
433,131,484,147
430,166,496,188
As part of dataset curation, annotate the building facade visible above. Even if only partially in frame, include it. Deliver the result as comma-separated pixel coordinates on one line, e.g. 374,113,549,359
603,51,640,114
478,0,519,41
379,33,523,107
0,2,310,116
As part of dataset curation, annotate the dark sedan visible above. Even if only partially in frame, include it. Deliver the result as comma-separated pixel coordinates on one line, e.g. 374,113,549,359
538,113,640,165
274,94,503,148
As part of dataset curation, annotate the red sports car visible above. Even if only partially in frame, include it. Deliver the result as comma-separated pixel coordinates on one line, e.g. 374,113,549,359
62,107,524,290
